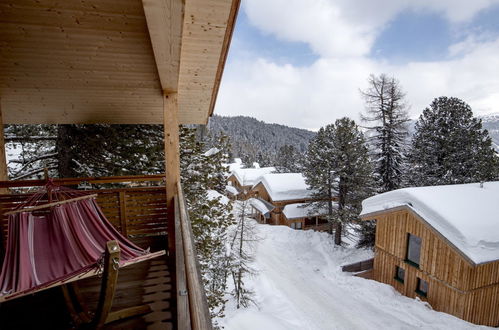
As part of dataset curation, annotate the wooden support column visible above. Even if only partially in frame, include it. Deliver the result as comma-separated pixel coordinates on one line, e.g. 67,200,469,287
0,101,9,194
164,92,180,257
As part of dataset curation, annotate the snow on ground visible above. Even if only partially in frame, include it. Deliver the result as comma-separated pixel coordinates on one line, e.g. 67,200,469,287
221,217,491,330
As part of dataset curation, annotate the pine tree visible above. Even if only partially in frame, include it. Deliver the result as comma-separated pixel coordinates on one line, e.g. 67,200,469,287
275,145,301,173
5,124,58,180
303,118,375,245
179,126,235,323
203,133,232,193
227,199,257,309
407,96,498,186
361,74,410,192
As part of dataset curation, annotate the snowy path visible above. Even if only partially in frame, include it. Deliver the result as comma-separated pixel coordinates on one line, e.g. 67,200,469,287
222,224,491,330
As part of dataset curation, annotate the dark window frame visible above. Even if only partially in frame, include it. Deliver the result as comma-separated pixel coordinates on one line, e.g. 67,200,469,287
405,233,422,268
415,277,429,297
394,266,405,284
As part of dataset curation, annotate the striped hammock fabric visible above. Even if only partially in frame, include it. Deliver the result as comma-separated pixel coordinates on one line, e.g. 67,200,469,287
0,187,148,299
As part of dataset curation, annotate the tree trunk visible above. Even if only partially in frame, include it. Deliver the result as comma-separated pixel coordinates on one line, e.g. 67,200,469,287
334,222,342,245
56,125,76,178
335,177,346,246
327,178,334,235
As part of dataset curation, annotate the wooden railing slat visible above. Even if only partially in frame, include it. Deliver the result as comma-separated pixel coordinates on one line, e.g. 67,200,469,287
176,182,213,330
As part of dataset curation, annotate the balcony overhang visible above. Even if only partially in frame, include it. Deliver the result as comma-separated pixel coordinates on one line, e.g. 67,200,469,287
0,0,240,125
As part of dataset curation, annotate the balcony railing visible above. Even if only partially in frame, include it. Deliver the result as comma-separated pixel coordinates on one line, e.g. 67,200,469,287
0,174,212,330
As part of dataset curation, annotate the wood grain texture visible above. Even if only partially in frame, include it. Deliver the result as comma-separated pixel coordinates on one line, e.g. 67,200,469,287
371,209,499,326
0,0,240,125
142,0,184,92
164,92,180,257
177,0,241,124
177,182,213,330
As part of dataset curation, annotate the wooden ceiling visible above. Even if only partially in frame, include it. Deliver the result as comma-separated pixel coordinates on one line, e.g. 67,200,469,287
0,0,239,124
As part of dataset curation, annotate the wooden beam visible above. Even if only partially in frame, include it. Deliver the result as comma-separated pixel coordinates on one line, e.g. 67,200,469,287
177,182,213,330
164,92,180,257
0,100,9,194
0,174,165,189
142,0,184,92
208,0,241,118
174,194,191,329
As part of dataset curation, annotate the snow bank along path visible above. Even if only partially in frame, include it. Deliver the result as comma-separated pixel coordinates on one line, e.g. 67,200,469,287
222,223,490,330
361,182,499,264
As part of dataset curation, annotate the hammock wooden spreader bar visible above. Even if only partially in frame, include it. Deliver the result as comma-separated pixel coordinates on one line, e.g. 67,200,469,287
4,194,98,216
61,241,163,327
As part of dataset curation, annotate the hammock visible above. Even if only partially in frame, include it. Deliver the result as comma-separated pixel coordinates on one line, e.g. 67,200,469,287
0,183,164,301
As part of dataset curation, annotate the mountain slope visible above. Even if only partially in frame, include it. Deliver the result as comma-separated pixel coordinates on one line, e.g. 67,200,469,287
480,113,499,151
207,115,315,164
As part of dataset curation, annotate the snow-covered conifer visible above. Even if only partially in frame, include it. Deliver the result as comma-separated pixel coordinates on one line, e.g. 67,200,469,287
407,96,498,186
361,74,410,192
303,118,375,245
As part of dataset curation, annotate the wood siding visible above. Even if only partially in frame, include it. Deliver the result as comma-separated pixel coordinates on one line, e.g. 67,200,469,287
372,209,499,326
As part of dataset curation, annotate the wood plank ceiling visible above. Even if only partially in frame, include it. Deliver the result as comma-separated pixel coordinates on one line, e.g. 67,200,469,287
0,0,239,124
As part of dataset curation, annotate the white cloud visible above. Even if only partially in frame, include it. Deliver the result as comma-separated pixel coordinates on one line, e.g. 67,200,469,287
243,0,499,58
215,0,499,130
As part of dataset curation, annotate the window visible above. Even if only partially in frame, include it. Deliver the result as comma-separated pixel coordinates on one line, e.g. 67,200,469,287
394,266,405,283
406,233,422,267
416,278,429,297
290,222,303,230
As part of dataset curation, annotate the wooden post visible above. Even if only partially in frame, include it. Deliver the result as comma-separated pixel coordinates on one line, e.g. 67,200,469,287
0,101,9,194
164,92,180,258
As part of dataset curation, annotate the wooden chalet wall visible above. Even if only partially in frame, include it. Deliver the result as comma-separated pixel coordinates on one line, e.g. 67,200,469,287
373,209,499,326
251,182,311,226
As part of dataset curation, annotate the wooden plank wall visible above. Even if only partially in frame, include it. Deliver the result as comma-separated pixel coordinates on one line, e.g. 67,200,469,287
374,209,499,326
375,210,499,291
0,187,167,251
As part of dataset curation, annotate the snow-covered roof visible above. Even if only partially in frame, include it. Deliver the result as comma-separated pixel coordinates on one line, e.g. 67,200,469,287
283,203,329,220
254,173,314,202
360,181,499,265
207,189,230,205
225,158,244,173
249,198,275,215
230,167,276,186
225,185,240,196
203,147,220,157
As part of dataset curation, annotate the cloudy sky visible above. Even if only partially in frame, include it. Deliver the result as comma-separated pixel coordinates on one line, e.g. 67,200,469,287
214,0,499,130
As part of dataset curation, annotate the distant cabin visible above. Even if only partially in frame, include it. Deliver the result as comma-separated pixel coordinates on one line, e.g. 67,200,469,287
227,167,275,198
249,173,330,230
282,203,329,230
360,182,499,326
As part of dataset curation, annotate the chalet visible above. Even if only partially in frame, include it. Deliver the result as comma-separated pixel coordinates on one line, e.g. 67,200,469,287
360,182,499,327
250,173,330,229
282,203,329,230
0,0,240,329
227,167,275,197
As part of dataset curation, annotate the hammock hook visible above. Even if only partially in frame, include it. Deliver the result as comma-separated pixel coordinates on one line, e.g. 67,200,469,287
112,257,120,271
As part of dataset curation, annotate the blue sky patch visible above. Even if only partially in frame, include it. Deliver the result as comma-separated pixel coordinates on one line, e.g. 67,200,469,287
227,9,319,66
371,10,453,63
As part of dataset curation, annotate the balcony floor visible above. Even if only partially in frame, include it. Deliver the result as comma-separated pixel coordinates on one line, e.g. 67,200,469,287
0,236,173,329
